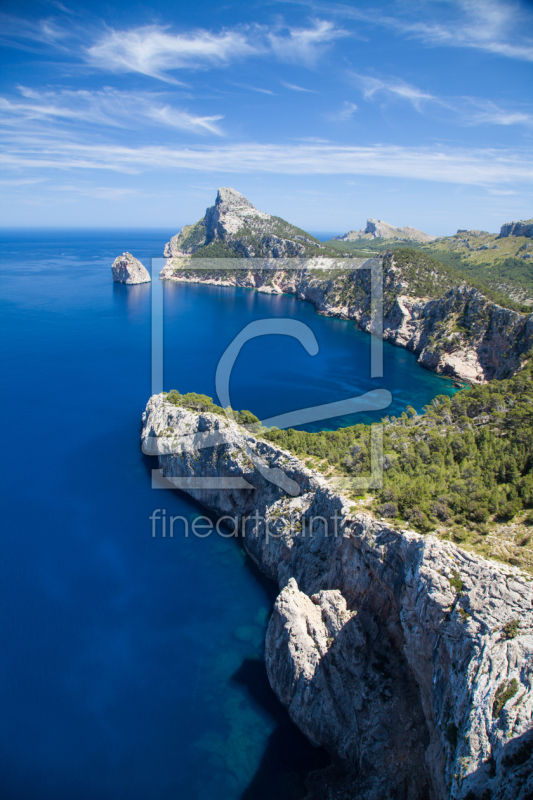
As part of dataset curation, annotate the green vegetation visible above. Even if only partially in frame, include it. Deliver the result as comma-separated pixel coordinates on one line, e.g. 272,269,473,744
502,619,520,640
493,679,519,718
173,220,207,252
190,240,243,259
385,248,531,312
164,390,259,426
264,362,533,539
326,232,533,310
448,570,464,594
177,214,352,259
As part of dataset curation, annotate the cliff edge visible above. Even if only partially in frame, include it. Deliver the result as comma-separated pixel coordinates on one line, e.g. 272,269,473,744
141,395,533,800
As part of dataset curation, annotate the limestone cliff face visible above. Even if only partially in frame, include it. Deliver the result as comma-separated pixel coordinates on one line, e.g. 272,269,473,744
160,257,533,383
111,252,151,284
141,395,533,800
499,220,533,239
335,218,436,243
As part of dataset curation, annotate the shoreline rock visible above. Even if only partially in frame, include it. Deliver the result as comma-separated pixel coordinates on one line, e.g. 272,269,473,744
111,252,151,284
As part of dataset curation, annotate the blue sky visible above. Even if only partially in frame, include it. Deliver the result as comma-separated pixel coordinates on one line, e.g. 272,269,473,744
0,0,532,234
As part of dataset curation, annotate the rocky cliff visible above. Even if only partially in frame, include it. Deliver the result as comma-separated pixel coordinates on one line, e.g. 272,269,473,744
160,254,533,383
335,218,436,243
499,220,533,239
111,252,151,284
141,395,533,800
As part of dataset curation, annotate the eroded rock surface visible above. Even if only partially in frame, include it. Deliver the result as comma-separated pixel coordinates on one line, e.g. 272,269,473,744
141,395,533,799
499,220,533,239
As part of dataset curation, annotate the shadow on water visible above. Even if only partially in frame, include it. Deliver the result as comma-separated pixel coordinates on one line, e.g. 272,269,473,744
233,658,330,800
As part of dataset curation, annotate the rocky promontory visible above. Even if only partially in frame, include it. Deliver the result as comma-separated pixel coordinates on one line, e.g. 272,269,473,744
141,395,533,800
111,252,151,284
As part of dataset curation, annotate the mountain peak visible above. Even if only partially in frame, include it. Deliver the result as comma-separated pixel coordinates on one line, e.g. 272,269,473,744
215,187,254,210
163,188,343,259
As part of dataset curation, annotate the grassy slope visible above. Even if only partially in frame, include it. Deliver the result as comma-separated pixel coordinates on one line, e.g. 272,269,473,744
382,248,530,313
326,234,533,305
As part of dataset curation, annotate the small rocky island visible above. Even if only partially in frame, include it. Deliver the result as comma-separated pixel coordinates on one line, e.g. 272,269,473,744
111,252,151,284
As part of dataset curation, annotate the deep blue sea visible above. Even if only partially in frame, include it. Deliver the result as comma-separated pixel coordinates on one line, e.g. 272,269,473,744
0,229,456,800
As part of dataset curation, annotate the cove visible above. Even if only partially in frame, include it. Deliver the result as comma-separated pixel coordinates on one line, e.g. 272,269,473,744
0,229,456,800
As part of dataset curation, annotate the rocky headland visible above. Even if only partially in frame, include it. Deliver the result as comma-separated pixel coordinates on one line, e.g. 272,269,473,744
111,252,151,284
141,395,533,800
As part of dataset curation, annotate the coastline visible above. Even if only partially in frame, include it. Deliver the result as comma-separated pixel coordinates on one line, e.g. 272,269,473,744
159,257,533,385
142,395,533,800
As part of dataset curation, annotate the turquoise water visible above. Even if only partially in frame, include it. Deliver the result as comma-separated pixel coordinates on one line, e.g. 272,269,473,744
0,229,456,800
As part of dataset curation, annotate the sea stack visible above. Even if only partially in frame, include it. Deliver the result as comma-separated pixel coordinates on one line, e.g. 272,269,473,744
111,252,151,284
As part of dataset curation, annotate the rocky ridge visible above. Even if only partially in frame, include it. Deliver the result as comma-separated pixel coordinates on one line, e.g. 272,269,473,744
335,218,436,243
164,187,344,259
160,254,533,383
111,252,151,284
141,394,533,800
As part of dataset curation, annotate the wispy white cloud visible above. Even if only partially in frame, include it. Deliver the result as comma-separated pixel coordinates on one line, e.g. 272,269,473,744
85,25,260,82
462,98,533,126
0,177,46,186
51,183,141,200
268,19,348,65
351,74,438,110
327,101,358,121
1,137,531,187
351,72,533,126
281,82,317,93
1,15,346,80
0,12,70,49
326,0,533,62
398,0,533,62
0,87,224,135
232,83,275,95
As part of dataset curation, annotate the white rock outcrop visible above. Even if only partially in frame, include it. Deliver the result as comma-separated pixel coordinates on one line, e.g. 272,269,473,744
111,252,151,284
141,395,533,800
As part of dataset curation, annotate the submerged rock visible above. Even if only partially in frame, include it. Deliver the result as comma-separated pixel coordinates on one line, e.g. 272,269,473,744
111,252,151,284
